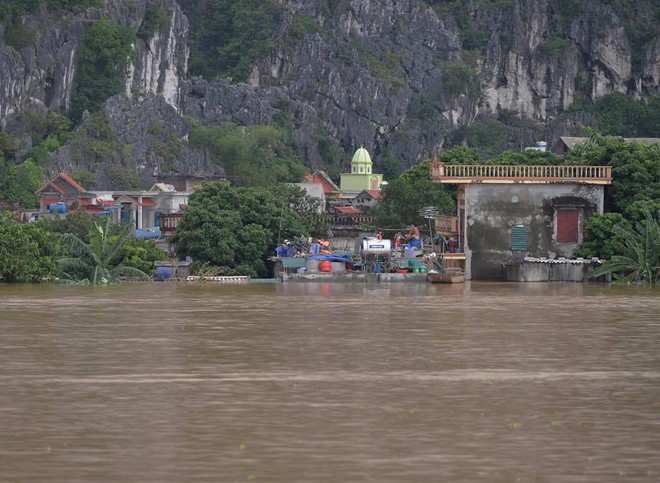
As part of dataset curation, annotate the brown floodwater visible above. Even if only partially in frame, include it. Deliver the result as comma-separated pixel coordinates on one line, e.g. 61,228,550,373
0,281,659,482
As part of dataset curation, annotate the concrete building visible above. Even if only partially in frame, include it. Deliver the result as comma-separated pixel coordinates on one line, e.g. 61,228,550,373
431,160,612,280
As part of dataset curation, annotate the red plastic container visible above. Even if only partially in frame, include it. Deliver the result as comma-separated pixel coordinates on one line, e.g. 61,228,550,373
319,260,332,272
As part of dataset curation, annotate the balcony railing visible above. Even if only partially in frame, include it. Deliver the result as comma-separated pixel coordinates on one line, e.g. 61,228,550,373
160,213,184,236
430,161,612,184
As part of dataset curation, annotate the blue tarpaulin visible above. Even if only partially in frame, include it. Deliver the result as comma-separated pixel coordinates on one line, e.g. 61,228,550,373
134,228,162,239
307,254,353,262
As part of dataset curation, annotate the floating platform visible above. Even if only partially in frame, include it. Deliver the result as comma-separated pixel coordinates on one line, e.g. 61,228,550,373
282,272,428,283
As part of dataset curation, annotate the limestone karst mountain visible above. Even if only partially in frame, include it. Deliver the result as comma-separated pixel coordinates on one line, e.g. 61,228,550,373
1,0,658,188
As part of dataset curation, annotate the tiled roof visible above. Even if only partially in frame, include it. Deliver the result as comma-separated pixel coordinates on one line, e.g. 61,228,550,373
36,173,88,196
366,190,382,199
302,170,340,193
335,206,361,214
56,173,87,192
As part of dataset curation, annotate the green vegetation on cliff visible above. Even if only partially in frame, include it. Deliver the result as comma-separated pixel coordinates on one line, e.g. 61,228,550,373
189,122,306,187
179,0,281,82
70,19,136,122
0,0,102,18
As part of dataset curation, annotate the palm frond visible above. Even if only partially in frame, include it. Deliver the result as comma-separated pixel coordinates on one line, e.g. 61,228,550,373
589,208,660,284
111,265,150,280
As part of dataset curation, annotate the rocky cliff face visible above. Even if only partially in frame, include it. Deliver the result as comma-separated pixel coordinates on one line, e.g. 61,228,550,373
178,0,659,170
0,0,658,187
0,0,187,129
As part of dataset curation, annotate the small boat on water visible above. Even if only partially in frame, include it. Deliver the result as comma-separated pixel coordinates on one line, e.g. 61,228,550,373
426,268,465,284
422,252,465,283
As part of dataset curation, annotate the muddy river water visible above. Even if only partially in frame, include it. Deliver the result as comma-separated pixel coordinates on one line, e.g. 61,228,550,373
1,281,659,482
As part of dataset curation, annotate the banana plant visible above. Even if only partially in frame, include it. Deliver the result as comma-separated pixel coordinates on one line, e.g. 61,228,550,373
589,208,660,285
57,217,149,285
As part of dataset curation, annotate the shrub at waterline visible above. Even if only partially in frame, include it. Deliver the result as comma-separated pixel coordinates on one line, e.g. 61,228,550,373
0,214,59,283
589,209,660,285
40,210,166,276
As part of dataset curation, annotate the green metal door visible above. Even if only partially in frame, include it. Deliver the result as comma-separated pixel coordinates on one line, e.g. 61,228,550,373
511,225,528,251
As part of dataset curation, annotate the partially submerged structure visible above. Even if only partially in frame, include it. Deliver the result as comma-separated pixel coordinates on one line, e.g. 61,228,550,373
430,159,612,281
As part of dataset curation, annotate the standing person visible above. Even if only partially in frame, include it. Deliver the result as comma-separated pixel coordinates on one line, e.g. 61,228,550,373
394,232,403,249
404,223,421,249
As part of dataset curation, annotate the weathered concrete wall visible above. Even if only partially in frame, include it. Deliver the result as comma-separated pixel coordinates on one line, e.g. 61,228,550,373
464,183,604,280
505,258,605,282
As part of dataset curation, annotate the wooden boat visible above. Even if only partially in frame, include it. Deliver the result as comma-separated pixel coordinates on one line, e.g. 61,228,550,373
426,268,465,284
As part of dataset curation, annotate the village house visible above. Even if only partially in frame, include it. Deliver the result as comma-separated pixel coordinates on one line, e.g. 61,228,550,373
289,182,326,213
430,158,612,281
302,170,341,199
35,173,191,235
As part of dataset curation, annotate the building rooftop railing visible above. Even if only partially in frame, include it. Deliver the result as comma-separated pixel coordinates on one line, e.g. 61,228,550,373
430,161,612,185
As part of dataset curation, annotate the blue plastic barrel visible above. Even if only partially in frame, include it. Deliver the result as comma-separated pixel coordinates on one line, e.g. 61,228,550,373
49,202,67,214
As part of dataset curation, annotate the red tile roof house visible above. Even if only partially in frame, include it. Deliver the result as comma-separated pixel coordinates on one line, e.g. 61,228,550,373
36,173,99,214
303,170,341,197
35,173,190,231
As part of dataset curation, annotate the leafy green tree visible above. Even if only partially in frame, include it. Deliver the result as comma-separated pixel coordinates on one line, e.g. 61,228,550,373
39,209,96,241
640,95,660,136
121,238,167,275
624,199,660,223
567,134,660,213
0,135,43,208
571,93,660,137
573,213,631,260
57,217,149,284
172,183,329,276
589,209,660,285
0,132,17,160
0,214,59,283
373,160,456,230
439,146,482,165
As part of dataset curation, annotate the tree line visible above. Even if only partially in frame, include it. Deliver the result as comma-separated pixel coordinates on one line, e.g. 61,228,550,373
0,184,329,283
